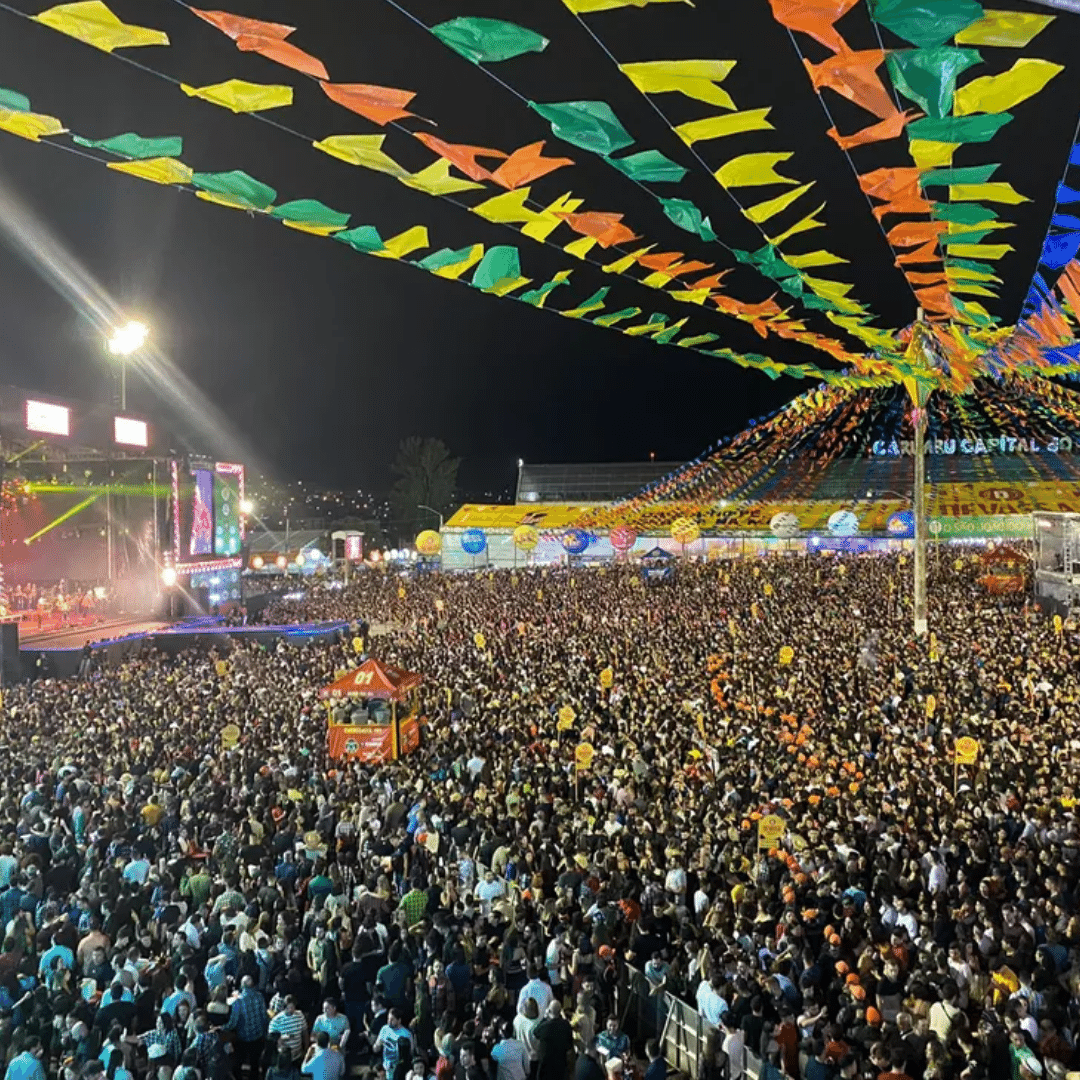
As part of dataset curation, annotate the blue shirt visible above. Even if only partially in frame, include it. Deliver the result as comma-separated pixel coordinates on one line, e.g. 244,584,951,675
302,1048,344,1080
38,943,74,977
5,1052,44,1080
123,859,151,885
226,988,269,1042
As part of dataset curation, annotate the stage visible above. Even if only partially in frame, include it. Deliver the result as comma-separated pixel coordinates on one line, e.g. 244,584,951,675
17,615,349,679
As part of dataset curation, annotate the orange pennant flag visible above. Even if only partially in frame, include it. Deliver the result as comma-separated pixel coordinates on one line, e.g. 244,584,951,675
804,49,898,120
690,271,731,290
489,142,574,190
895,240,941,265
769,0,860,53
320,81,417,125
557,212,638,248
665,260,715,279
872,194,934,221
638,251,685,272
1056,261,1080,317
857,167,921,204
414,133,507,181
713,295,784,319
905,271,947,285
192,10,329,80
915,284,956,315
827,110,916,150
887,220,947,248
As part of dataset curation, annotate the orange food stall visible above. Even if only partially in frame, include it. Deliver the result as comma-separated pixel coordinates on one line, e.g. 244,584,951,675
319,657,423,762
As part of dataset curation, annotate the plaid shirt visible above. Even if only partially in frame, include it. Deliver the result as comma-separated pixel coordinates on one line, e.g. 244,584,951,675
398,888,428,928
143,1029,183,1061
190,1031,219,1072
227,988,269,1042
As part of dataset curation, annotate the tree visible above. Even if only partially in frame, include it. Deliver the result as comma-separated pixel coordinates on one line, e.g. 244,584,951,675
389,437,460,544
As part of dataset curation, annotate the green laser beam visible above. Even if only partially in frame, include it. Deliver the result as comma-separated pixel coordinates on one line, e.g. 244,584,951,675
24,482,171,497
23,494,101,543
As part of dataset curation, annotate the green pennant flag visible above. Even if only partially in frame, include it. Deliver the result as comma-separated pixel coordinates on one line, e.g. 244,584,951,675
0,87,32,112
609,149,687,184
431,17,548,64
869,0,984,48
417,247,475,273
944,257,997,275
939,227,1002,246
472,246,522,291
593,307,641,327
885,47,981,118
659,197,717,242
333,226,386,254
191,170,276,210
73,132,183,159
919,164,999,187
907,112,1011,143
269,199,350,228
520,274,571,308
931,202,994,224
529,100,635,156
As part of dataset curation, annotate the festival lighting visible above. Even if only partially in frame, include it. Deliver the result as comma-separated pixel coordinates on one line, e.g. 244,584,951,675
160,567,177,586
106,321,148,356
239,498,254,514
295,553,305,566
252,555,264,569
276,555,287,569
23,494,99,543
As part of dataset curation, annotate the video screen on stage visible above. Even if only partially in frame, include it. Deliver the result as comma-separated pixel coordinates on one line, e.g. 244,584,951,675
114,416,148,448
25,399,70,436
175,460,246,565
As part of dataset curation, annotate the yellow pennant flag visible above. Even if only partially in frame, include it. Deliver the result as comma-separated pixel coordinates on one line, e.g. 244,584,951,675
769,204,826,247
181,80,292,113
743,182,814,224
675,108,773,145
715,152,797,189
949,282,998,297
620,60,737,108
108,157,192,185
372,226,430,260
0,108,65,141
283,220,347,237
950,182,1028,204
954,58,1062,116
563,236,598,259
563,0,692,13
485,276,531,297
947,243,1014,259
784,249,849,268
313,135,409,179
34,1,168,52
403,159,485,196
955,10,1054,48
909,140,957,169
947,266,1001,283
603,245,654,274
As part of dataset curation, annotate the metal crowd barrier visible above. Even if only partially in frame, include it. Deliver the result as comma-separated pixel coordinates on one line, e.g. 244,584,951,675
621,965,762,1080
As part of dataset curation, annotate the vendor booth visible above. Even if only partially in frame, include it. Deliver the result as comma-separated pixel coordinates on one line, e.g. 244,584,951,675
319,657,423,762
978,543,1029,595
640,546,676,584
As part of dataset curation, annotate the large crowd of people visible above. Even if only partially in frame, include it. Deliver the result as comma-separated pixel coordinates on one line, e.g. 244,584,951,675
0,552,1074,1080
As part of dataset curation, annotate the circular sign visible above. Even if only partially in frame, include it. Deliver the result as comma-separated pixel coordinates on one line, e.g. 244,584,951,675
558,704,576,730
221,723,241,748
473,632,486,650
416,529,442,556
671,517,701,545
513,525,539,551
599,667,614,690
778,645,794,666
886,510,915,538
562,529,590,555
609,525,637,552
461,528,487,555
352,636,364,653
929,520,943,536
827,510,859,537
770,512,799,539
574,742,595,770
956,736,979,760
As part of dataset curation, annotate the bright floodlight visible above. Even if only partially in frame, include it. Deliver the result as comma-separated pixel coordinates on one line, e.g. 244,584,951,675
239,498,254,514
107,321,149,356
161,567,177,587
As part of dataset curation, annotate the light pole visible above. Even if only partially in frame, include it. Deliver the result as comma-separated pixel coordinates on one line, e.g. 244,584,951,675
417,504,443,530
106,321,149,411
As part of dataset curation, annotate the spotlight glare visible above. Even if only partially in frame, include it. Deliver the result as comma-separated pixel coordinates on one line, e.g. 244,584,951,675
161,567,177,586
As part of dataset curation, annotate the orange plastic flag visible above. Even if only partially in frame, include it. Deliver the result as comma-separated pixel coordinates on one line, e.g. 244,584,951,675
489,141,573,190
769,0,860,53
895,240,940,265
320,82,417,125
804,49,898,120
857,167,921,203
414,133,506,181
1057,261,1080,317
827,110,914,150
905,271,947,285
556,212,638,248
638,251,685,272
887,220,947,248
690,271,731,290
665,260,715,279
192,10,329,80
871,193,934,221
915,284,956,315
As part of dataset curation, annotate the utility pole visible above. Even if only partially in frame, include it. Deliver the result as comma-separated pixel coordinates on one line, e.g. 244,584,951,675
913,400,929,636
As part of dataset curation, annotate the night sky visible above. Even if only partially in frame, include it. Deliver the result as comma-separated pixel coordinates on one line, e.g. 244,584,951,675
1,0,1078,496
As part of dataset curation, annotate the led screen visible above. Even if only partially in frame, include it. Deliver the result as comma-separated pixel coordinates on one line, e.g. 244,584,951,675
214,472,241,555
189,469,213,556
114,416,148,447
25,399,70,436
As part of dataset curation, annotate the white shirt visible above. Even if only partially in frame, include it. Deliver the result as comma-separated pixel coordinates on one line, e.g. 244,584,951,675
516,978,553,1017
722,1030,744,1080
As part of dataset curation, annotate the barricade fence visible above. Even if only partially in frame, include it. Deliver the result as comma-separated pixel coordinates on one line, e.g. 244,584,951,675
622,965,764,1080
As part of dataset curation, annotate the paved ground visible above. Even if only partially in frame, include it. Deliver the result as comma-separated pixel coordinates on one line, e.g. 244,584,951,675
23,618,169,650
